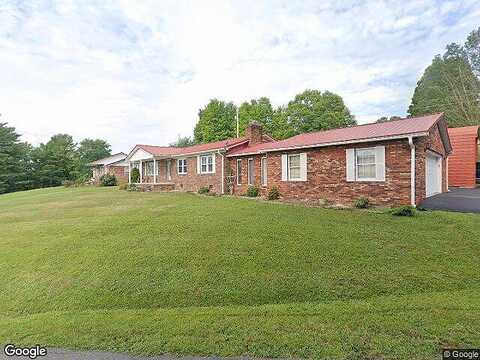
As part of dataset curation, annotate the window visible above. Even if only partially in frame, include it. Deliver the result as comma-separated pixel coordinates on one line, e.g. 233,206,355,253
199,154,214,174
123,167,129,176
288,154,301,180
178,159,187,174
261,157,267,186
237,159,242,185
346,146,385,182
356,149,376,179
248,158,254,185
146,161,154,176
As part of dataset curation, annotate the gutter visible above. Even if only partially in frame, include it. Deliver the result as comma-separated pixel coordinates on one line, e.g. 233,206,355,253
217,150,225,194
408,136,416,207
226,132,429,157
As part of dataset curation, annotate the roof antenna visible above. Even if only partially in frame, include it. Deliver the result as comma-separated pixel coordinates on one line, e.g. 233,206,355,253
236,107,239,138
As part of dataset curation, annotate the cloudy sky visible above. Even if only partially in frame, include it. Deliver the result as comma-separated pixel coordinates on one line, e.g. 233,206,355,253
1,0,479,152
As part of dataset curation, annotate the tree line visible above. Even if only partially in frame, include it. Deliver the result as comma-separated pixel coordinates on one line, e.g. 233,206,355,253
0,122,111,194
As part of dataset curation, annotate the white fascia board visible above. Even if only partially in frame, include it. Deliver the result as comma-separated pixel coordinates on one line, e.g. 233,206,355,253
226,132,429,157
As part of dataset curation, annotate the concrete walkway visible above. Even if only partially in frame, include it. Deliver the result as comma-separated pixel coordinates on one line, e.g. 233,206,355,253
0,347,279,360
420,187,480,213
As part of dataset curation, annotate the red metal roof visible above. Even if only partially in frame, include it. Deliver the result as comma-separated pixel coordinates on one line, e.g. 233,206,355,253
228,113,445,156
448,125,479,188
134,137,249,157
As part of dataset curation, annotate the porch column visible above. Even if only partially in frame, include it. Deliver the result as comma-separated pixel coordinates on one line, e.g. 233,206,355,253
128,162,131,184
153,158,157,184
139,160,143,184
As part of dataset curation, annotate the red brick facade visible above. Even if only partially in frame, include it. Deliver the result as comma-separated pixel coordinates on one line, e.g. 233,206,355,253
229,128,448,206
129,117,450,206
139,155,225,194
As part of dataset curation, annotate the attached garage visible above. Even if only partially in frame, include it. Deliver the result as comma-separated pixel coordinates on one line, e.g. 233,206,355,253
448,126,479,188
426,151,442,197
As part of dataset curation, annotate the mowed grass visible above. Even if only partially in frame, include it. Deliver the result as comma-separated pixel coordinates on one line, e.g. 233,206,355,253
0,186,479,359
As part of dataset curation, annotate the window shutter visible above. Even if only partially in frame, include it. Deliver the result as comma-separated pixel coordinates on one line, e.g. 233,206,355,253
300,153,307,181
375,146,385,181
197,156,201,174
346,149,355,181
212,153,216,173
281,154,288,181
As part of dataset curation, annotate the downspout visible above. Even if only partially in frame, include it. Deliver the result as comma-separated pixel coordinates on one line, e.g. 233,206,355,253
217,150,225,195
408,136,416,207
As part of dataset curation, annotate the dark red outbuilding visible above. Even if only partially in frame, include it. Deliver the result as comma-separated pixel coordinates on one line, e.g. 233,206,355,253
448,126,479,188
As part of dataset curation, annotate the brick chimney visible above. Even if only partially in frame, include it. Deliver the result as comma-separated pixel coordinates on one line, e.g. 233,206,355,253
246,122,263,145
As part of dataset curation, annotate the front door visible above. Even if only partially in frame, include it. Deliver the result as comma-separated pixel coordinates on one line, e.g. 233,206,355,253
426,152,442,197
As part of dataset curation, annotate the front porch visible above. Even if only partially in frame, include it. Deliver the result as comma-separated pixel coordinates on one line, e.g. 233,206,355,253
128,155,175,187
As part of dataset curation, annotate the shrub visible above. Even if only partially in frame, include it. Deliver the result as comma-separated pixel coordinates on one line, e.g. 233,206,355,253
267,186,280,200
246,185,259,197
62,180,75,188
391,205,416,217
100,174,117,187
354,197,371,209
118,183,128,190
130,168,140,183
126,184,138,192
198,186,210,194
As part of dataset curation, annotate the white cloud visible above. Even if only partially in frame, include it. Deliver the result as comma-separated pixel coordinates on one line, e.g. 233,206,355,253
0,0,479,152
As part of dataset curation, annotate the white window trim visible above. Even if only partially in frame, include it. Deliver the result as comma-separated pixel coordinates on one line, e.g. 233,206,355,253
199,154,215,174
355,148,377,181
177,158,187,175
287,154,302,181
247,158,254,185
347,146,385,182
236,159,242,185
261,156,267,186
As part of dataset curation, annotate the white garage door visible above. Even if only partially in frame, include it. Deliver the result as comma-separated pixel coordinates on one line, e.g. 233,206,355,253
426,152,442,197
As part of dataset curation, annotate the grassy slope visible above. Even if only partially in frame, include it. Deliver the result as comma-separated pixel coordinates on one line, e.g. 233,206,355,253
0,187,479,359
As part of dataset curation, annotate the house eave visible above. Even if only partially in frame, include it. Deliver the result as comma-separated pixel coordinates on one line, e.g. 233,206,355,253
226,132,429,157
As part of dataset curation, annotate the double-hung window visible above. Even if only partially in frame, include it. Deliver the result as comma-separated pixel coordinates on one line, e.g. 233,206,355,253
248,158,254,185
288,154,301,181
281,153,307,181
237,159,242,185
356,149,376,180
346,146,385,182
178,159,187,174
199,154,214,174
261,157,267,186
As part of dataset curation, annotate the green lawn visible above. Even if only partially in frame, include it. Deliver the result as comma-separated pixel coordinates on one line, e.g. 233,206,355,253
0,187,479,359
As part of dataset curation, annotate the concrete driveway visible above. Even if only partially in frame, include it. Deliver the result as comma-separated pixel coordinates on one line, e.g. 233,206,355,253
420,187,480,213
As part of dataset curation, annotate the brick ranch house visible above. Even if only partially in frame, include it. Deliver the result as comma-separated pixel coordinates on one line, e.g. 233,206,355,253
126,113,452,206
88,152,129,184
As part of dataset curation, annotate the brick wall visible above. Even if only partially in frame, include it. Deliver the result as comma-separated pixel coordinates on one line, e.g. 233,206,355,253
105,165,128,184
137,154,225,193
230,139,413,206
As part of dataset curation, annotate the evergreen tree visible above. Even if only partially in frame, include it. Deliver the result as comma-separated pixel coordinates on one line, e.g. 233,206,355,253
0,122,33,194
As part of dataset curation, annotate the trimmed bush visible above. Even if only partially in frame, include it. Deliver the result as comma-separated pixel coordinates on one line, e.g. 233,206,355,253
100,174,117,187
267,186,280,200
354,197,371,209
391,205,416,217
198,186,210,194
246,186,259,197
130,168,140,183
